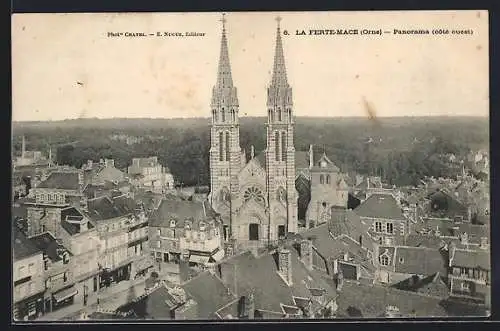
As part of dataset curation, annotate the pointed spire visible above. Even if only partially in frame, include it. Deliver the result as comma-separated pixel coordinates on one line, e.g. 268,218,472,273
271,16,288,87
216,13,233,88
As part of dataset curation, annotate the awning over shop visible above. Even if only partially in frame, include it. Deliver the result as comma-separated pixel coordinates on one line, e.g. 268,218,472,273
189,255,210,264
53,286,78,303
210,249,225,262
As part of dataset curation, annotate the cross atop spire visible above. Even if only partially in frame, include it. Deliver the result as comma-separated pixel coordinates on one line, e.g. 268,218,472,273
220,13,227,32
215,12,233,88
270,15,288,87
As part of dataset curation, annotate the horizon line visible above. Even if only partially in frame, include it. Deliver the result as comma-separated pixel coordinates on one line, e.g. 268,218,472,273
12,114,489,123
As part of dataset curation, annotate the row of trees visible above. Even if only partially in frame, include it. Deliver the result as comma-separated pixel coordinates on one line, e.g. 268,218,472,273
14,117,487,188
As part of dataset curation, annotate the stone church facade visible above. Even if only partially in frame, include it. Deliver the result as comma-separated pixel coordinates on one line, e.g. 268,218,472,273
208,17,298,250
207,16,349,250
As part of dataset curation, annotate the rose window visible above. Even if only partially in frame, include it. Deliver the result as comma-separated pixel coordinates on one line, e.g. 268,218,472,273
244,186,265,205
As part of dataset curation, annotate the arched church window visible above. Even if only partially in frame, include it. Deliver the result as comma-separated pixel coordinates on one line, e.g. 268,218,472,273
220,188,230,202
271,109,275,122
231,109,235,122
219,132,224,162
278,108,282,121
277,188,287,203
225,131,230,161
221,108,225,122
275,132,280,161
243,186,265,205
212,109,217,122
281,131,287,161
320,175,325,184
287,109,291,122
326,175,331,184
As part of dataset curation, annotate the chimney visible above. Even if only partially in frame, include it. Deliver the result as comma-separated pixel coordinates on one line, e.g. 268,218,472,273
22,135,26,159
336,268,344,292
245,292,255,319
343,252,349,261
87,160,93,169
300,239,313,270
251,145,255,159
480,237,488,250
278,248,293,285
309,144,314,168
448,242,456,266
105,159,115,168
460,232,468,245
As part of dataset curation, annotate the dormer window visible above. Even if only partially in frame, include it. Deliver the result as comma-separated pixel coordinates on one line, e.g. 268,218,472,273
170,220,176,228
380,255,389,266
63,252,69,264
185,222,191,230
199,222,206,231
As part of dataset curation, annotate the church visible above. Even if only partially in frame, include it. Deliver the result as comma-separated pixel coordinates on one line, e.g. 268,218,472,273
207,15,348,251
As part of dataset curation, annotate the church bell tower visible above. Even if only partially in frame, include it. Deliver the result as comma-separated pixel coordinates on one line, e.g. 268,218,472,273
266,17,298,236
209,14,242,236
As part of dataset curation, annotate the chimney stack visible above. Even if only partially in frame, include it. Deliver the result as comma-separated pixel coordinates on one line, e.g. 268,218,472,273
460,232,468,245
300,239,313,270
309,144,314,168
244,292,255,319
480,237,488,250
278,248,293,286
22,135,26,159
336,268,344,292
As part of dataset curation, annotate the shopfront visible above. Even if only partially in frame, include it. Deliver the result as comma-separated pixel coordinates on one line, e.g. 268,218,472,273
13,292,44,321
51,286,78,311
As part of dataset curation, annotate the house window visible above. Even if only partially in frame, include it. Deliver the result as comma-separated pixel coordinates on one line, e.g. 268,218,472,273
157,229,161,236
399,257,404,263
157,241,161,249
380,255,389,266
375,222,383,233
386,223,394,234
170,220,176,228
326,175,331,184
460,267,468,276
461,282,470,291
320,175,324,184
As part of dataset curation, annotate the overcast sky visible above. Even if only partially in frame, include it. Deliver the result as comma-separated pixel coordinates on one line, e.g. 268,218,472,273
12,11,488,122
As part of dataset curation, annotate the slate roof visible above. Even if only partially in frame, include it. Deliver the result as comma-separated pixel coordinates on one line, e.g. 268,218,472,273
149,197,216,228
13,228,42,261
390,246,449,276
404,234,447,249
29,232,70,262
354,193,406,221
450,249,490,270
336,280,448,318
216,248,336,315
300,223,376,276
117,285,185,320
254,152,267,170
36,172,80,190
392,272,449,298
295,151,310,170
87,196,133,221
310,153,340,172
182,271,236,319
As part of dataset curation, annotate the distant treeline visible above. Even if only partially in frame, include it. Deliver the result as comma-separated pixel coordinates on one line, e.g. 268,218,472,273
12,117,488,187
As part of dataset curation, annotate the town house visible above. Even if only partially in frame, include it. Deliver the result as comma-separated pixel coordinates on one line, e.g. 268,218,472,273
127,157,175,193
448,244,490,307
353,193,409,246
148,197,224,269
57,208,101,307
87,196,132,288
29,232,74,313
13,228,46,320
